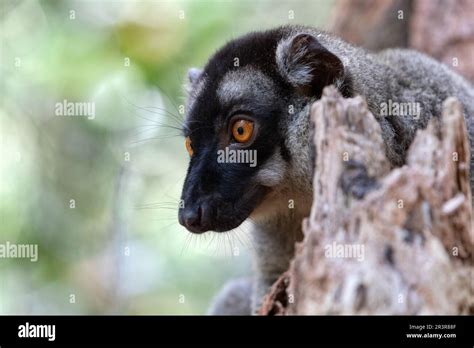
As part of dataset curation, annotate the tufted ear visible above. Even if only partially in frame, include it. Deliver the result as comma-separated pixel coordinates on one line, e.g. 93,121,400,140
276,33,344,96
187,67,203,85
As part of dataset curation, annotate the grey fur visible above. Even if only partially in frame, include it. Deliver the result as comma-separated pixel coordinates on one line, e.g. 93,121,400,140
217,66,277,108
188,67,203,85
276,36,315,86
254,150,287,187
185,68,206,114
207,277,252,315
307,28,474,169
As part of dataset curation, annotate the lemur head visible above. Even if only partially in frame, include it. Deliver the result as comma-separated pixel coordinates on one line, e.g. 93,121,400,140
178,26,349,233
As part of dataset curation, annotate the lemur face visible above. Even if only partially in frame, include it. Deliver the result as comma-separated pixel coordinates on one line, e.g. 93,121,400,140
178,26,345,233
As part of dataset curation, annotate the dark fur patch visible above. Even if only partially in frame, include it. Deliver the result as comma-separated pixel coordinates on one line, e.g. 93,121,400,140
281,33,345,97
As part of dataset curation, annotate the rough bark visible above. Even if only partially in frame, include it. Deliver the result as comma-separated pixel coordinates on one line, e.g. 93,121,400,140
331,0,474,82
259,86,473,315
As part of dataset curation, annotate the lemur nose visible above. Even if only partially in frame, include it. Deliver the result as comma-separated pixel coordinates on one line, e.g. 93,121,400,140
179,205,208,233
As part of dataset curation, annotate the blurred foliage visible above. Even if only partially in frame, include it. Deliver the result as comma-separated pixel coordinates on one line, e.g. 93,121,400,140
0,0,333,314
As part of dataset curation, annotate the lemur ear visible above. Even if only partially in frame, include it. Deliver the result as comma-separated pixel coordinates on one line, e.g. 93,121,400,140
187,67,203,85
276,33,344,96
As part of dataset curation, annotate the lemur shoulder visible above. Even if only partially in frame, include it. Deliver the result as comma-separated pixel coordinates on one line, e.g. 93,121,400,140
178,25,474,314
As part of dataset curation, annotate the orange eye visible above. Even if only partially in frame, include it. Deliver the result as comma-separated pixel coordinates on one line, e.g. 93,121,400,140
185,137,193,157
232,119,254,143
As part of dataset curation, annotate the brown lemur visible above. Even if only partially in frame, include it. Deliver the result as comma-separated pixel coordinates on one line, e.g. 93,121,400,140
178,25,474,314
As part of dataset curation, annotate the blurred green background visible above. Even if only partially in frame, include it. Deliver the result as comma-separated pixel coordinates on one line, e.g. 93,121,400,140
0,0,333,314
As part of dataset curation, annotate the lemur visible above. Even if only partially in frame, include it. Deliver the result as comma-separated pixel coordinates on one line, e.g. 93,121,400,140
178,25,474,315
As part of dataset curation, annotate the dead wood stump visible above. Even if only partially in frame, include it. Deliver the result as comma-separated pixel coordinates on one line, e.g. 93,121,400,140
259,86,473,315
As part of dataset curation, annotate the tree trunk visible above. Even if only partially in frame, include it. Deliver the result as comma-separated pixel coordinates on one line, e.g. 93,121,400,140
331,0,474,82
259,86,473,315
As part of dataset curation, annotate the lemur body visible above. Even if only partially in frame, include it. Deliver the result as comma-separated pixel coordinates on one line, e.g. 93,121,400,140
178,25,474,314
